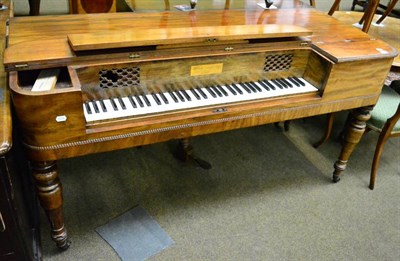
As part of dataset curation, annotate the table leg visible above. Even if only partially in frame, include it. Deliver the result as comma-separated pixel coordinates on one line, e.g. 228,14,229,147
332,106,372,182
31,161,70,250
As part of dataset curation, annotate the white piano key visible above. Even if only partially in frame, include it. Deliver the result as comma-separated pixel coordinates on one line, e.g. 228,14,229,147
83,78,319,122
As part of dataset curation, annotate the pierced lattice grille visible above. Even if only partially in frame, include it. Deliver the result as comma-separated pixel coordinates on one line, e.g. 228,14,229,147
264,54,293,72
99,67,140,88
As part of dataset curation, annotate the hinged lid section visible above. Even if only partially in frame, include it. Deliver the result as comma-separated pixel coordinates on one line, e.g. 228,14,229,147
67,24,313,51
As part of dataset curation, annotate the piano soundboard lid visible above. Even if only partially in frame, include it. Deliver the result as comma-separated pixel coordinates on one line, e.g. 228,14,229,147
67,24,312,51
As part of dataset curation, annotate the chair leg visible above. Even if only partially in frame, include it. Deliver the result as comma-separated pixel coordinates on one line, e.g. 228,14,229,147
28,0,41,16
357,0,380,32
313,113,334,148
225,0,231,9
328,0,342,16
376,0,399,24
369,132,389,190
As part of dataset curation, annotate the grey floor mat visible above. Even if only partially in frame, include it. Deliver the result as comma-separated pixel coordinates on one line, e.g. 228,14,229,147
96,206,174,261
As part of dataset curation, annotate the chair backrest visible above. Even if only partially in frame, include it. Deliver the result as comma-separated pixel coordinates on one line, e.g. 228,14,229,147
327,0,379,33
367,85,400,134
69,0,117,14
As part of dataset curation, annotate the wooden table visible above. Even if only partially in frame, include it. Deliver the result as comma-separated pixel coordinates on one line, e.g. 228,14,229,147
123,0,311,12
333,11,400,69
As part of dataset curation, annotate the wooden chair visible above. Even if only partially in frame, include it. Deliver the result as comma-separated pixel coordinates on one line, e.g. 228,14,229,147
329,0,380,32
353,0,399,24
367,82,400,190
352,0,368,10
69,0,168,14
356,0,399,29
375,0,399,24
69,0,117,13
28,0,40,15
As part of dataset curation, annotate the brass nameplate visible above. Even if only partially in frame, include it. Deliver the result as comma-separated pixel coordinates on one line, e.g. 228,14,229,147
190,63,223,76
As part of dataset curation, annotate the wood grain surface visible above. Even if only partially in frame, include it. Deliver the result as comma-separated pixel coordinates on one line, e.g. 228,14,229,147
332,11,400,68
4,8,397,69
0,0,12,156
67,24,312,51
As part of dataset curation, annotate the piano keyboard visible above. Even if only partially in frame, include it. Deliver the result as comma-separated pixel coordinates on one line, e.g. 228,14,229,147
83,77,318,122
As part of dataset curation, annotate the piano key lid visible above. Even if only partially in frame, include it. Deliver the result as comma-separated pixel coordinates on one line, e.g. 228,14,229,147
67,25,313,52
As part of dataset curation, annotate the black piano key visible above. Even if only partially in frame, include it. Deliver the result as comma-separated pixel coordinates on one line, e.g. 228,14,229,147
92,101,100,113
135,95,145,107
158,92,169,104
231,83,243,94
262,80,276,90
151,93,162,105
99,99,107,112
117,97,126,109
84,102,92,114
142,94,151,106
216,85,228,96
206,87,217,98
211,86,223,97
128,96,137,108
244,82,254,91
248,81,262,92
257,81,270,91
277,79,289,88
239,83,252,93
174,90,185,102
281,78,293,87
225,84,237,95
196,88,208,99
180,89,191,101
271,79,284,89
110,98,119,111
168,91,179,103
293,77,306,86
288,77,300,87
243,82,256,93
190,88,201,100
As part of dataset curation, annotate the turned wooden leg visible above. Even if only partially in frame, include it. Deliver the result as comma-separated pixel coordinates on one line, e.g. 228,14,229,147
174,138,193,162
332,106,372,182
31,161,70,250
174,138,212,169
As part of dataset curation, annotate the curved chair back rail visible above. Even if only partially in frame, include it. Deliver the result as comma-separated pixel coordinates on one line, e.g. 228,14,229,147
368,84,400,190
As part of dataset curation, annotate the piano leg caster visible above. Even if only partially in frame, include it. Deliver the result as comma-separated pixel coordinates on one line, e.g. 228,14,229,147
332,174,341,183
31,161,70,250
55,234,71,251
174,138,212,170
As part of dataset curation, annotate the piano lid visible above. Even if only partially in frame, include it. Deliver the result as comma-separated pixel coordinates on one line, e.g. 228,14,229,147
67,24,312,51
